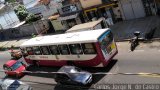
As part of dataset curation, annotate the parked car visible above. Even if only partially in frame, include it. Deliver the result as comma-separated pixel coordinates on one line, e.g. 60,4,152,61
0,78,32,90
3,60,27,77
55,66,92,85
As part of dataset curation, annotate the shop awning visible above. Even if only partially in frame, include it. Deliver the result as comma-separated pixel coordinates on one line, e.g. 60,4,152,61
58,13,78,21
48,14,60,20
84,2,116,11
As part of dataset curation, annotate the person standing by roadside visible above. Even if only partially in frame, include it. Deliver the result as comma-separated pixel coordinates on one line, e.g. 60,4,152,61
104,14,114,27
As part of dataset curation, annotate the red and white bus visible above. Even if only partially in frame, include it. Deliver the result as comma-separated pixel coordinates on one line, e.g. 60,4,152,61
20,29,118,67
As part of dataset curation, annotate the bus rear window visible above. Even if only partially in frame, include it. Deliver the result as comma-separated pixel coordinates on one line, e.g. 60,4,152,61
58,45,70,55
40,46,50,55
49,45,60,55
82,43,96,54
32,46,42,55
26,47,34,55
69,44,83,54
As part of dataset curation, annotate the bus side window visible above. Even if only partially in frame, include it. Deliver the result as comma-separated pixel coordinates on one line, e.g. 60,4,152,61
20,48,28,56
26,47,34,55
69,44,83,54
32,46,42,55
58,45,70,55
40,46,51,55
49,45,60,55
82,43,97,54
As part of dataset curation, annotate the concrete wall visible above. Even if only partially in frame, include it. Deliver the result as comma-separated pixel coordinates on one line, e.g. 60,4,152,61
19,24,37,37
0,6,20,29
0,19,51,40
32,19,50,34
79,0,102,8
118,0,145,20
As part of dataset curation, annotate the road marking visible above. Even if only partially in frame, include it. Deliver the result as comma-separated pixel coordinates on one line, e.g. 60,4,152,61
104,64,119,82
139,73,160,78
135,50,145,52
128,50,144,52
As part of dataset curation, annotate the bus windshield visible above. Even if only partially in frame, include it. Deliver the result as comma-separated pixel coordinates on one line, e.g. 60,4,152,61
101,31,113,46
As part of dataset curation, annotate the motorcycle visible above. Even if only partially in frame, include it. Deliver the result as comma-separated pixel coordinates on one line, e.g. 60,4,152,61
130,31,140,51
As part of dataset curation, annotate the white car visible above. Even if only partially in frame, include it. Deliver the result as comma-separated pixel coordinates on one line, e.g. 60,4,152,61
0,79,32,90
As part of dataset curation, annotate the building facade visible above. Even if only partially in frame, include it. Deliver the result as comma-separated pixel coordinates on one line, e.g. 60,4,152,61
23,0,62,19
79,0,118,24
57,0,85,30
79,0,102,9
0,19,52,40
118,0,157,20
0,3,20,29
55,0,118,30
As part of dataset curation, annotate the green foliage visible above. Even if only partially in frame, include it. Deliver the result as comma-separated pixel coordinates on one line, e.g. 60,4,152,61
5,0,16,3
14,4,29,21
14,4,41,23
26,13,41,23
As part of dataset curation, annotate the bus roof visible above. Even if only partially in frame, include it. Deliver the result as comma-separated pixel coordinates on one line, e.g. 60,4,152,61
66,18,103,33
20,29,110,47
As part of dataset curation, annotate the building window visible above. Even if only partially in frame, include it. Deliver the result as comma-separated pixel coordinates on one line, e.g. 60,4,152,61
67,19,77,28
49,45,60,55
58,45,70,55
69,44,83,54
32,46,42,55
40,46,50,55
86,10,98,21
81,43,97,54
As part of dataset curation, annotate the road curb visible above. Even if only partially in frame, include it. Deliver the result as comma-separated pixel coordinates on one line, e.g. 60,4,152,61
116,38,160,42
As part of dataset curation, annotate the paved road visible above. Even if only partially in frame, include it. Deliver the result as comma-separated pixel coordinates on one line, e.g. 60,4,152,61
0,41,160,90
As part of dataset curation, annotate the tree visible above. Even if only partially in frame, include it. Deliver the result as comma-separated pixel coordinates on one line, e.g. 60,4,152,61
5,0,16,3
14,4,41,23
14,4,28,21
26,13,41,23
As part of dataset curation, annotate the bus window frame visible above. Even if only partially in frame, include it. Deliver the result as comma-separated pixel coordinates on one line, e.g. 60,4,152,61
58,44,70,55
32,46,42,55
40,46,51,55
26,47,34,55
20,48,28,56
81,43,97,54
49,45,60,55
69,44,83,55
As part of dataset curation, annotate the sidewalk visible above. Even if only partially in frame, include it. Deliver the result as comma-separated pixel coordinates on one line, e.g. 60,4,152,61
117,40,160,51
0,39,29,51
111,16,160,41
